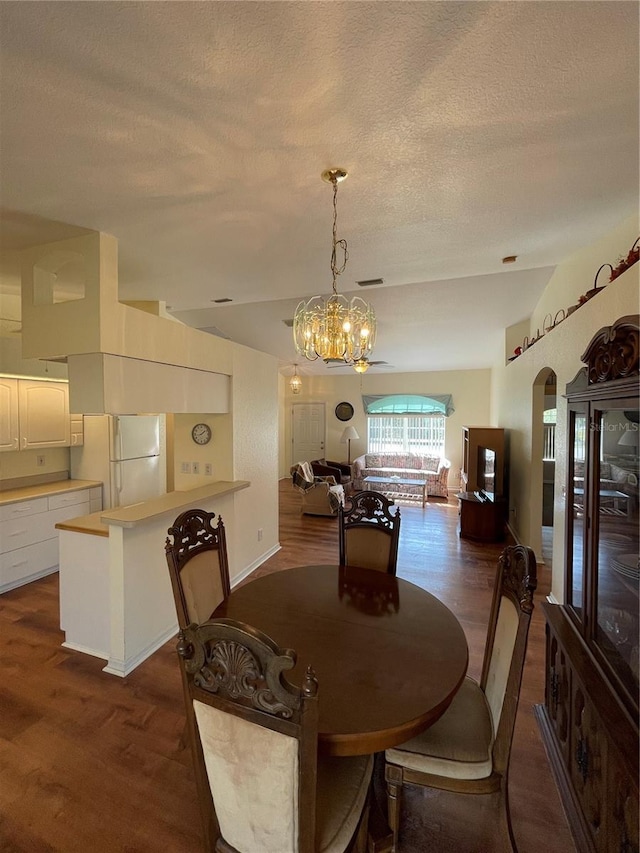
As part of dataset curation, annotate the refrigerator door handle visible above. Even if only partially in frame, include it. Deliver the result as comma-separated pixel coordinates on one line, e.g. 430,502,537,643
115,461,122,496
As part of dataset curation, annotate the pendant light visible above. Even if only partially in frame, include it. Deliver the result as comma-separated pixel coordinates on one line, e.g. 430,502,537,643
293,168,376,365
289,364,302,395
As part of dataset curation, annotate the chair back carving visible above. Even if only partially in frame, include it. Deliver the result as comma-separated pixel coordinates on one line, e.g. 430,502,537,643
177,618,319,853
339,490,401,574
480,544,537,776
165,508,231,629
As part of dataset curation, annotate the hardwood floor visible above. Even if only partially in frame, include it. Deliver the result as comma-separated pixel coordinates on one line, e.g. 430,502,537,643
0,482,575,852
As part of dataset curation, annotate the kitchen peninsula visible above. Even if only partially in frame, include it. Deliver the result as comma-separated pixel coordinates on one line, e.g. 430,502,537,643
56,479,250,676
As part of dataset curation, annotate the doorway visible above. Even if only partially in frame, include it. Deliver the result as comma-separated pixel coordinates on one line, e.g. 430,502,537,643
292,403,326,466
535,369,557,567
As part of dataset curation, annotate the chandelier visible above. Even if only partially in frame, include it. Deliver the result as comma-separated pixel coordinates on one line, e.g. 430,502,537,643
293,168,376,365
290,364,302,394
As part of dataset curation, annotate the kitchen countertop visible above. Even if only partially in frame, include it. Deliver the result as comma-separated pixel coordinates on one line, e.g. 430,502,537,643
55,511,109,537
0,479,102,506
100,480,250,528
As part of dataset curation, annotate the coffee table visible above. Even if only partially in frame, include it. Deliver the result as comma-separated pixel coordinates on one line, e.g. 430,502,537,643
364,474,428,508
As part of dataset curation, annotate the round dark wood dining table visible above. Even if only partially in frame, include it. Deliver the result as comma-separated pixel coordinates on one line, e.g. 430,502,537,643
212,564,469,756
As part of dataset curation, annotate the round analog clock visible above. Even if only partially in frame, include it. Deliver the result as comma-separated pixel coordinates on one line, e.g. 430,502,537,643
191,423,212,445
335,402,354,422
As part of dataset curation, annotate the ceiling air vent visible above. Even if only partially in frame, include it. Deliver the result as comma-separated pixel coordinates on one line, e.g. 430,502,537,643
283,318,294,328
356,278,384,287
212,297,233,303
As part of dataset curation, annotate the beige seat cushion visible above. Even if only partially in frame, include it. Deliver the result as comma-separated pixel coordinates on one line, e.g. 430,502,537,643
316,753,373,852
385,677,493,780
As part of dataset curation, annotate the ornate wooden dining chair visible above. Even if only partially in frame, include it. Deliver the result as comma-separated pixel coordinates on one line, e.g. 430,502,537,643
165,508,231,629
384,544,537,851
176,617,373,853
338,490,401,575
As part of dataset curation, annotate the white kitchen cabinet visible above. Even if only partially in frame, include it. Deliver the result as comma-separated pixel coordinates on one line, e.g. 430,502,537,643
0,485,102,593
18,379,70,449
0,377,79,452
0,377,19,451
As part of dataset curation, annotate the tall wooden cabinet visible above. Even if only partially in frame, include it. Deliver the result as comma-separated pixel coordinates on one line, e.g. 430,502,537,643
536,315,639,853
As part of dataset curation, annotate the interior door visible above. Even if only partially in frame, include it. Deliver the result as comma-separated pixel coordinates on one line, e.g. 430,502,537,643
292,403,325,465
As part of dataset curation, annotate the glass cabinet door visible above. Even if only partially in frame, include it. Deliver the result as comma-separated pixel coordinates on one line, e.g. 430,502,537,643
566,409,588,620
592,405,639,703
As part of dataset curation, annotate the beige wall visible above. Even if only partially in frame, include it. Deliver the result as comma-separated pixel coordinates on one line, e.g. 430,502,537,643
229,342,280,579
172,413,233,490
0,447,69,483
282,368,493,488
492,226,639,601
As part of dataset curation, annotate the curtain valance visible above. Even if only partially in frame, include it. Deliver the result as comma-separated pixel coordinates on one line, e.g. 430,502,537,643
362,394,455,417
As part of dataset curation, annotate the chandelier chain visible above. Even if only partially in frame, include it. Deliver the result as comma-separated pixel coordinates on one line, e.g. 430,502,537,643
330,176,348,294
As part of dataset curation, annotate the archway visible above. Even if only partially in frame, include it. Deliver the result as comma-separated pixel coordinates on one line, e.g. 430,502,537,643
532,368,557,567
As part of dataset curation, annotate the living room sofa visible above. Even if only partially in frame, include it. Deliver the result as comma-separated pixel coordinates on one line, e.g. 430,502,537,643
352,453,451,498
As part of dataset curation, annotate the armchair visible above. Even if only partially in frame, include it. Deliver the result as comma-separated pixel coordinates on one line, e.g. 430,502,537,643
291,461,345,517
311,458,352,487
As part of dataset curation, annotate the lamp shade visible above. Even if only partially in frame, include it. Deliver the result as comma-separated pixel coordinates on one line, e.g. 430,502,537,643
618,428,638,446
341,426,359,443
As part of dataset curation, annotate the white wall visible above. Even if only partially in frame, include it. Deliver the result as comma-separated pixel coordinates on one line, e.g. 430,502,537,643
491,221,639,601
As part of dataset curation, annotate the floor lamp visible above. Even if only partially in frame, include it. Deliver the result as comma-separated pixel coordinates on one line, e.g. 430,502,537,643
341,425,360,465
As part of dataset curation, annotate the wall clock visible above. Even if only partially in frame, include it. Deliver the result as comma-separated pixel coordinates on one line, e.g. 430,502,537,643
335,402,354,422
191,423,212,445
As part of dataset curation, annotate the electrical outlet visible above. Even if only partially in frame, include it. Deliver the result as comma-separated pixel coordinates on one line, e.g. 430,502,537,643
192,461,200,475
36,455,45,467
181,461,190,474
258,528,263,541
204,463,213,476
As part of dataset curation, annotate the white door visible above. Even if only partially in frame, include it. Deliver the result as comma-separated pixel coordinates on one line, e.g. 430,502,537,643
292,403,325,464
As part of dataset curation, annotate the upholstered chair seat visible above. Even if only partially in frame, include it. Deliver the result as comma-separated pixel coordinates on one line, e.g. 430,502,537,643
385,677,493,780
316,754,374,852
385,545,537,851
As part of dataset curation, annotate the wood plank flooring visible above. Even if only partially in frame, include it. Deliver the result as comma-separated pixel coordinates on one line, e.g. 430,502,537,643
0,482,575,852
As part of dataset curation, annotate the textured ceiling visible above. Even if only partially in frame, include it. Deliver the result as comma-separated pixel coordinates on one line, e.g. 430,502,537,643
0,2,638,373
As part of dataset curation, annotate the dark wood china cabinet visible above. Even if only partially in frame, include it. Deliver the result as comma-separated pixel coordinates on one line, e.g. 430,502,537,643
536,315,639,853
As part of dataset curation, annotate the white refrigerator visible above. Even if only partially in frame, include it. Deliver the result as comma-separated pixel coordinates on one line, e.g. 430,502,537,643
70,415,166,509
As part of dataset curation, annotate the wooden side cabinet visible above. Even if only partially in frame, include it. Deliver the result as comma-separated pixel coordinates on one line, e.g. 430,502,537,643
457,492,506,542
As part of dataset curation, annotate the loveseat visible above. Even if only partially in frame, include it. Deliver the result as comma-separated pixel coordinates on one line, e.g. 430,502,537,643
353,453,451,498
574,460,639,510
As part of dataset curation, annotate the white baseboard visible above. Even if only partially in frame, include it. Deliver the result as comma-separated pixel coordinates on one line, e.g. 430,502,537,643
0,565,58,594
62,640,109,661
103,621,178,678
231,543,282,588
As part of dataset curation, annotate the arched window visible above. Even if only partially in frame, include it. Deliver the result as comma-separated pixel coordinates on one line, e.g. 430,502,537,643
362,395,454,455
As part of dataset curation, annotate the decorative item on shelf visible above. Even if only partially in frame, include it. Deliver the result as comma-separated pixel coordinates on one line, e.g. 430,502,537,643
289,364,302,395
340,425,359,465
553,308,566,326
578,262,614,306
610,236,639,280
543,313,554,334
293,168,376,366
